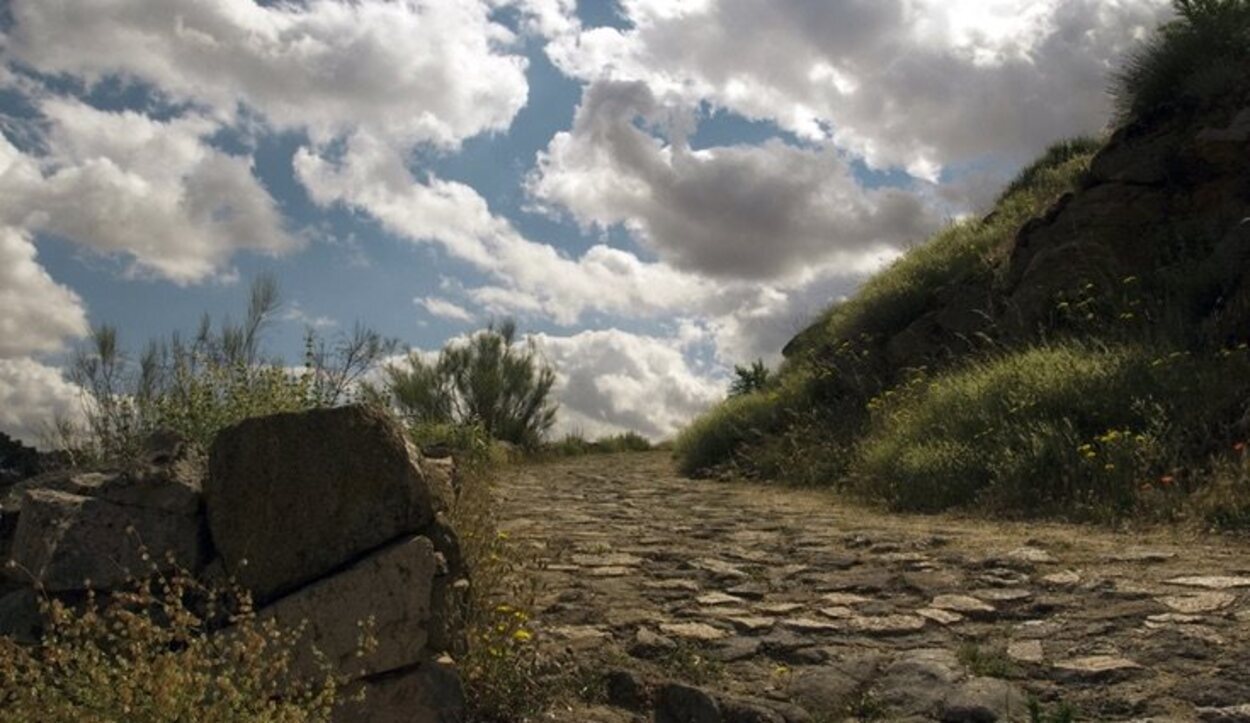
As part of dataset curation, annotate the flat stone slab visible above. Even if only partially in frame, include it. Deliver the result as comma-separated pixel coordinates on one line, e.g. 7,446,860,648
756,602,805,615
1053,656,1142,680
660,622,729,641
691,558,749,579
1042,570,1081,586
1196,703,1250,722
572,553,644,567
820,592,872,606
781,617,843,634
916,607,963,625
1166,576,1250,590
697,591,748,606
1158,592,1236,614
726,616,775,633
1110,550,1176,563
1007,546,1057,564
850,614,927,636
931,594,996,617
1008,639,1045,663
818,606,856,619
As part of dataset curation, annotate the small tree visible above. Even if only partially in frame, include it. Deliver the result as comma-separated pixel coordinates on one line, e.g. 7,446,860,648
729,360,771,397
386,321,558,448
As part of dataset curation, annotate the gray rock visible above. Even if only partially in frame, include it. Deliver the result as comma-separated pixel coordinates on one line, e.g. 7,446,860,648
656,682,722,723
721,697,787,723
606,669,651,711
332,658,465,723
206,405,448,602
10,488,206,592
1197,703,1250,722
259,535,438,680
631,627,678,658
940,677,1025,722
878,649,964,716
789,667,861,714
0,588,41,643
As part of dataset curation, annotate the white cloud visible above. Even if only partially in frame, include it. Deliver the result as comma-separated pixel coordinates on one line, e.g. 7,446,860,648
534,329,726,440
0,358,84,447
529,79,939,279
0,227,89,358
0,99,299,284
294,133,720,324
418,296,476,323
4,0,529,147
544,0,1172,177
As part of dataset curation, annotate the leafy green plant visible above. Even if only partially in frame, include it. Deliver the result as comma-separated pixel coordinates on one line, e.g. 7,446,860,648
387,321,558,449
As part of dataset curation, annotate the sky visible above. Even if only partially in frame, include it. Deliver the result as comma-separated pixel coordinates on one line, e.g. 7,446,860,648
0,0,1174,445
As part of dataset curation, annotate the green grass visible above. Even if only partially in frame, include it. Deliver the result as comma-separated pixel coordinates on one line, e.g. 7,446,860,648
543,430,653,458
853,343,1250,519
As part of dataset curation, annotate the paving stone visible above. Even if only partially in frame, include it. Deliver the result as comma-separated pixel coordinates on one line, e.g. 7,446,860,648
781,617,843,634
1158,592,1236,614
630,627,678,658
1167,576,1250,590
1007,639,1045,663
660,622,730,641
1007,546,1058,564
941,677,1027,722
755,602,805,615
698,591,749,606
917,607,964,626
931,594,997,619
820,592,872,606
850,614,927,636
1042,570,1082,586
692,558,749,579
726,616,775,633
1053,655,1143,681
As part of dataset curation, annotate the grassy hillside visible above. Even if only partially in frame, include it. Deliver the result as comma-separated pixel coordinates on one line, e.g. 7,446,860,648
676,0,1250,526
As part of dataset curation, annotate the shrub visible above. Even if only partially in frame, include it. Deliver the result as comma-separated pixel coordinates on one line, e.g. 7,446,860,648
63,276,392,465
1112,0,1250,122
0,559,368,722
387,321,558,449
729,360,771,397
674,389,787,476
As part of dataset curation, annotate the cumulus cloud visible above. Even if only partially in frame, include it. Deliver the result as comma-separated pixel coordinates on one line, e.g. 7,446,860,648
0,99,298,283
529,79,938,279
0,358,85,447
418,296,476,323
294,134,721,324
545,0,1172,177
4,0,529,147
0,227,89,358
534,329,726,440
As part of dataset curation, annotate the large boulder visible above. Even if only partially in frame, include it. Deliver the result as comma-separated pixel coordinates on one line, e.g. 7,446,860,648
261,536,439,680
9,487,206,592
206,405,451,602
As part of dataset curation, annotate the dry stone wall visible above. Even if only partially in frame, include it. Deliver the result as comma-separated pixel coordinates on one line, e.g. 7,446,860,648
0,405,467,723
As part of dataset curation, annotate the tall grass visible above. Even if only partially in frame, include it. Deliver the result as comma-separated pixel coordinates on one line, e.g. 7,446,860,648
1112,0,1250,122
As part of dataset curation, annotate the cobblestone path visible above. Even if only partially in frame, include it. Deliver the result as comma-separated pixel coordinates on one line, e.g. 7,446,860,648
496,452,1250,722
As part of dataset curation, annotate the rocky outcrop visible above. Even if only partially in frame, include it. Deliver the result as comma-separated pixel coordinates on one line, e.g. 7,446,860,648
0,407,468,722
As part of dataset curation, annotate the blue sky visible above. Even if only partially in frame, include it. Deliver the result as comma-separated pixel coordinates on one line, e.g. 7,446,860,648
0,0,1172,444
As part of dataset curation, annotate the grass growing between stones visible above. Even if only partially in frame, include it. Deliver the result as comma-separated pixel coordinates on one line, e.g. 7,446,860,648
446,446,551,722
656,642,724,687
0,555,366,722
956,642,1018,679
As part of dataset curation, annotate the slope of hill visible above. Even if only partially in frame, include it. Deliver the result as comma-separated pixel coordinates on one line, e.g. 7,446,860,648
676,1,1250,526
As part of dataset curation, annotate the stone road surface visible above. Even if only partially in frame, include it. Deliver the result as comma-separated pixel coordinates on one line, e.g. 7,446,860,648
496,452,1250,723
